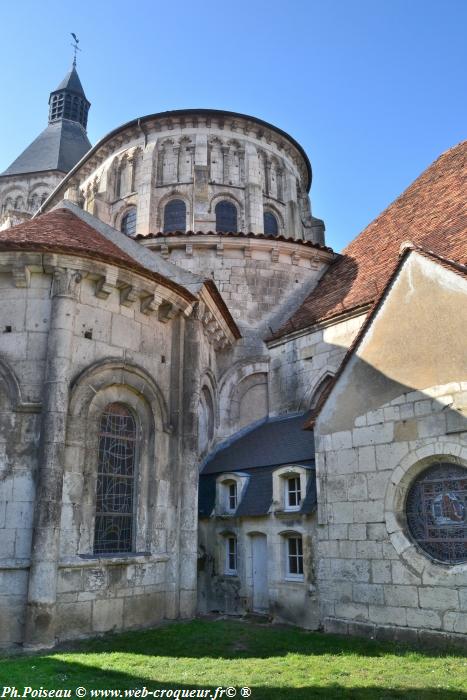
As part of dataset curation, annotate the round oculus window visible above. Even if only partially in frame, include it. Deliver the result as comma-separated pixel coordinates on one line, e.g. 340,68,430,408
406,463,467,564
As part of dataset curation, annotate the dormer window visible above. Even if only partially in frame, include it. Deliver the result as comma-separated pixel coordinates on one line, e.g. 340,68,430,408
228,482,237,511
215,473,248,516
272,465,310,514
285,476,301,511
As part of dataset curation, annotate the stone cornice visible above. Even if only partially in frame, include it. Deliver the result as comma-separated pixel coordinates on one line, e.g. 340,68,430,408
142,233,335,269
0,250,238,348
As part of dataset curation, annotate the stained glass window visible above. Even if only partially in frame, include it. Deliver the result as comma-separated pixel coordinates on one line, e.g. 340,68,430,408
94,403,137,555
406,463,467,564
215,201,237,232
121,207,137,236
164,199,186,232
264,211,279,236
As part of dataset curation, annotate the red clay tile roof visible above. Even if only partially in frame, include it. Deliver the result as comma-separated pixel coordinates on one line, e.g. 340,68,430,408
0,208,196,302
271,140,467,339
304,245,467,430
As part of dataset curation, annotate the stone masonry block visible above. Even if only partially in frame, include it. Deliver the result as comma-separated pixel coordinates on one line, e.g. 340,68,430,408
406,608,442,630
353,583,384,605
384,584,419,607
348,524,366,540
419,587,459,610
353,423,394,447
334,602,369,621
330,558,370,582
353,500,384,523
369,604,407,627
371,560,392,584
92,598,124,633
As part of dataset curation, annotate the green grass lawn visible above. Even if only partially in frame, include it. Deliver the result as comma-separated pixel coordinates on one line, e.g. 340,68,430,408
0,619,466,699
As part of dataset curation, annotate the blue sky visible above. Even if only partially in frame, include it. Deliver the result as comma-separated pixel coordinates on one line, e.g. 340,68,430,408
0,0,465,251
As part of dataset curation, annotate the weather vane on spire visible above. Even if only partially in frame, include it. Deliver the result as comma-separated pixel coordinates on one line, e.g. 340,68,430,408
70,33,81,67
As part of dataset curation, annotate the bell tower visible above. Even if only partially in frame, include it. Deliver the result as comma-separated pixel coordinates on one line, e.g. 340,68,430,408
48,64,90,130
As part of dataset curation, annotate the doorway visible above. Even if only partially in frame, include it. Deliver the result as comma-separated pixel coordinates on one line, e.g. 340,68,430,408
250,534,268,612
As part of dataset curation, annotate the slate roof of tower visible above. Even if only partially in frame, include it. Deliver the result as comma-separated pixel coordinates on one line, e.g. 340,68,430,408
271,140,467,339
1,120,91,177
53,66,87,95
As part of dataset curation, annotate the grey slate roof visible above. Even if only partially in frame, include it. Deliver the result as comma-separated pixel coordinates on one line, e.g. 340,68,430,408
198,413,317,518
54,66,87,95
1,120,91,177
201,413,314,475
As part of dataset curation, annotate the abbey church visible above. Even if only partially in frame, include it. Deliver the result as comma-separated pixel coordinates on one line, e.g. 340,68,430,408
0,62,466,650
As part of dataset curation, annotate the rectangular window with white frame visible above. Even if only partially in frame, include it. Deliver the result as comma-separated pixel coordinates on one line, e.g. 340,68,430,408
286,535,304,580
228,482,237,512
285,476,301,510
225,536,238,574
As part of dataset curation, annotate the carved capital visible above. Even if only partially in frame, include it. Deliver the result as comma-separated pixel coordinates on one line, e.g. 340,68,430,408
52,268,82,298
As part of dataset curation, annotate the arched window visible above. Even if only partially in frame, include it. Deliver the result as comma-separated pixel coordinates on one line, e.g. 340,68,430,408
94,403,137,554
215,201,237,233
199,385,214,455
164,199,186,233
406,463,467,564
121,207,137,237
264,211,278,236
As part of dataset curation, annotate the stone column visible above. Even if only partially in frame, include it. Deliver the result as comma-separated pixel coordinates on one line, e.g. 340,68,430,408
178,312,202,617
284,170,300,238
24,267,80,648
137,142,157,235
244,143,263,233
193,134,209,230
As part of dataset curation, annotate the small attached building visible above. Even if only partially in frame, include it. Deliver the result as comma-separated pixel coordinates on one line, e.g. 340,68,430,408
198,413,319,628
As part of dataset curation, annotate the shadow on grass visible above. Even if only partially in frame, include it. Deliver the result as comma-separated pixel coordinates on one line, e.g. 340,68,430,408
56,620,466,661
0,658,465,700
0,621,465,700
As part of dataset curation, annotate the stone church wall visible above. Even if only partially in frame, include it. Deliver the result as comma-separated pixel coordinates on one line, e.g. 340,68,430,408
47,112,323,244
0,262,210,646
315,382,467,647
145,236,332,329
0,172,63,230
267,313,367,415
313,254,467,648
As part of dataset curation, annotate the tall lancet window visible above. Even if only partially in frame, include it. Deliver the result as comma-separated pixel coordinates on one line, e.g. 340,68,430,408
94,403,137,555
